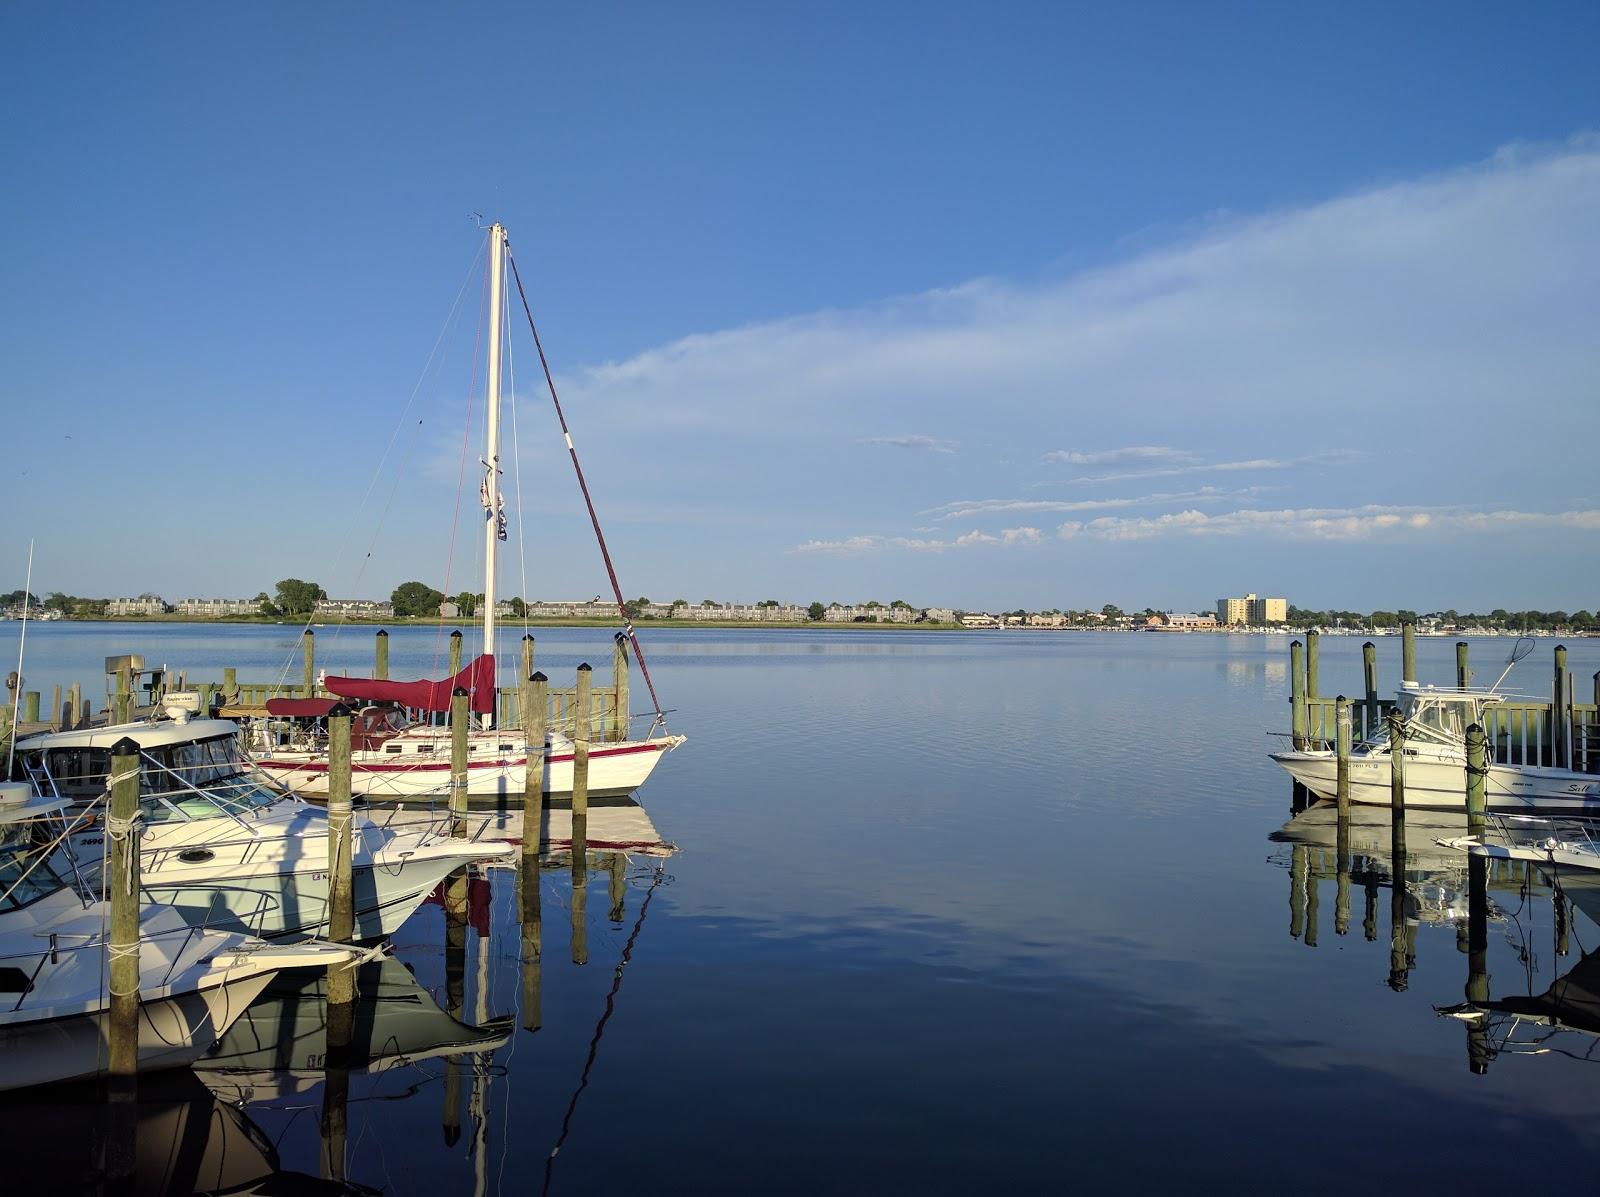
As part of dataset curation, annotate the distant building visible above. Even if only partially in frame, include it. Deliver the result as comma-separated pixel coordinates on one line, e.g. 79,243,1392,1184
314,599,394,618
1217,593,1287,626
1149,611,1217,630
960,613,999,628
108,596,167,616
174,597,260,617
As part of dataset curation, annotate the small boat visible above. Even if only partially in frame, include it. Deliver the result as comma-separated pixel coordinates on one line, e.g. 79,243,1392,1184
0,782,358,1091
246,221,684,804
1271,683,1600,811
9,713,513,939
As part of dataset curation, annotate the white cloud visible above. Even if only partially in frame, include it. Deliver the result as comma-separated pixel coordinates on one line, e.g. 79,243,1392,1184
1042,445,1194,466
922,485,1261,522
1056,505,1600,542
793,526,1043,555
858,434,958,453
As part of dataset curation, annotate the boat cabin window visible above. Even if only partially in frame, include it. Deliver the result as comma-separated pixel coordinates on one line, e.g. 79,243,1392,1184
42,748,112,799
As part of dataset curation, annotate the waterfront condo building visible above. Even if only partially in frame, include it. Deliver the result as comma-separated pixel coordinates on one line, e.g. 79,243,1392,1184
1216,593,1287,626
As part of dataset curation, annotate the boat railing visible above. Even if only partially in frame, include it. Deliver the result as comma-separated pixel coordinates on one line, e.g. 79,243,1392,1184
1483,812,1600,856
137,751,264,840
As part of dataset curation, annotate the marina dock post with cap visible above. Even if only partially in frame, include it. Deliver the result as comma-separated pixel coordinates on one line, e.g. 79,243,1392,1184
1456,641,1471,690
1362,641,1379,740
107,736,142,1081
321,704,355,1181
1305,629,1320,699
450,686,469,834
521,670,547,861
612,632,630,742
325,704,355,950
520,634,534,694
375,630,389,680
1401,621,1416,685
1290,640,1308,749
1465,723,1488,838
1335,695,1351,818
303,629,315,698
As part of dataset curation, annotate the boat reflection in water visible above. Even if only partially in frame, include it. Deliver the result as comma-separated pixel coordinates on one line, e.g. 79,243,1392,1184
1269,802,1545,989
195,954,513,1105
0,1070,370,1194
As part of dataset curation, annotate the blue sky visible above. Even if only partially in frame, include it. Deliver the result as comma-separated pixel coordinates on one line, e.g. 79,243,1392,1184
4,3,1599,612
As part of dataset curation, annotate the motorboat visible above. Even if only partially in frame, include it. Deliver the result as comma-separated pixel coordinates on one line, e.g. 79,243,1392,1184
0,782,358,1091
9,714,514,940
1271,683,1600,811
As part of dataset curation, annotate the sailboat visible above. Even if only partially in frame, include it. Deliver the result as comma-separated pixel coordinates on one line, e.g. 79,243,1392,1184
250,223,684,804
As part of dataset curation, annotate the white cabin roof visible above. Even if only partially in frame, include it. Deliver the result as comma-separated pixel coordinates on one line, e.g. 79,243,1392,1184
13,718,240,754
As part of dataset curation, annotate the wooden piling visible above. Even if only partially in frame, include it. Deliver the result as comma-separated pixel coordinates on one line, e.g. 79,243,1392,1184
1361,641,1378,738
521,671,547,856
303,629,315,698
326,704,355,947
448,629,463,678
575,661,593,741
107,736,142,1081
520,634,534,691
1554,644,1569,769
374,630,389,680
1305,629,1319,699
612,633,630,742
1335,695,1351,818
1465,722,1487,838
450,686,469,834
222,666,237,702
1455,641,1470,690
49,684,60,731
1401,621,1416,685
113,666,131,725
571,737,590,880
1289,640,1308,749
22,691,39,724
1388,712,1407,831
68,682,81,729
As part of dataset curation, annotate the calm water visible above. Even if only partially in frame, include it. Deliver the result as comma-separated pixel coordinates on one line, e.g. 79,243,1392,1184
5,623,1600,1192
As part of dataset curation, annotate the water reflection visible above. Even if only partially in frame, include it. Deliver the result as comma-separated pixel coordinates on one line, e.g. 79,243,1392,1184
0,1070,369,1194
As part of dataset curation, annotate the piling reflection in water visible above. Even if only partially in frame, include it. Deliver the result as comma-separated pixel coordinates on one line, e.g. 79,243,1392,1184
1271,790,1600,1076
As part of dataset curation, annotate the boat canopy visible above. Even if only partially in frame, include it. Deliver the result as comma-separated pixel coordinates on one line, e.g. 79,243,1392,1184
264,697,343,718
324,654,496,715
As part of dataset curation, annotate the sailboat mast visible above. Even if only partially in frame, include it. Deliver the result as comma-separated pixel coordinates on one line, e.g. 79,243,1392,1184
481,223,506,717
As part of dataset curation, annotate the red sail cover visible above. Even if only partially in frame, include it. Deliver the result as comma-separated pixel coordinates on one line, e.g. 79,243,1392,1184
324,654,497,715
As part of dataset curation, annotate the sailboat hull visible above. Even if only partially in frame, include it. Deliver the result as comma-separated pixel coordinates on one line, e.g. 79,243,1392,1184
255,736,684,803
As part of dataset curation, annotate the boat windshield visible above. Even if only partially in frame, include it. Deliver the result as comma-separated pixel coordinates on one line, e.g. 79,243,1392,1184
33,734,284,824
0,827,68,911
139,735,285,824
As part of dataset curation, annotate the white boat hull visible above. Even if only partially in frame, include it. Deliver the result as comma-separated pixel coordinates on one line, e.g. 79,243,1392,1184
1272,748,1600,812
254,736,684,803
0,972,278,1091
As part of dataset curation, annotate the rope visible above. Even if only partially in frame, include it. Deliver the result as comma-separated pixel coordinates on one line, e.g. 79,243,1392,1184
504,242,665,723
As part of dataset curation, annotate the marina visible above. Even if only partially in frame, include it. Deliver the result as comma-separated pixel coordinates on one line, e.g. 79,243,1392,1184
2,624,1600,1189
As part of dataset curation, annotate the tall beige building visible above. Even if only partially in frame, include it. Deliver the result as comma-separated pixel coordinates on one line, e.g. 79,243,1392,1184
1217,592,1287,625
1216,595,1251,625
